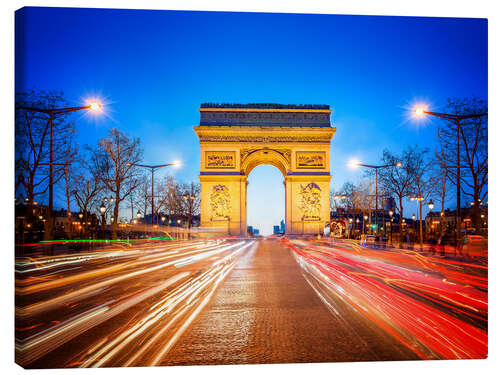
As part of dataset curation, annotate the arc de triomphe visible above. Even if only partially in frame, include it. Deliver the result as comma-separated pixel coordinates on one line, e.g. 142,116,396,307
194,103,336,235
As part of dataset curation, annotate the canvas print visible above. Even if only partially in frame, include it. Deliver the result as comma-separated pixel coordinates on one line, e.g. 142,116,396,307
14,7,487,369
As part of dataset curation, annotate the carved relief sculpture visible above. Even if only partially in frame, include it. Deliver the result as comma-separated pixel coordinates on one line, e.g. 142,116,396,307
240,148,291,165
296,151,326,168
210,184,231,220
299,182,322,220
206,151,236,168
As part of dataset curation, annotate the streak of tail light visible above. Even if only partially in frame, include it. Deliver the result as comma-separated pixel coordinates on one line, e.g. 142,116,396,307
16,272,189,366
284,238,487,360
16,241,225,295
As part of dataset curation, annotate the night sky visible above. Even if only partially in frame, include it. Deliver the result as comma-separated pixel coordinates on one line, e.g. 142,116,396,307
15,7,487,234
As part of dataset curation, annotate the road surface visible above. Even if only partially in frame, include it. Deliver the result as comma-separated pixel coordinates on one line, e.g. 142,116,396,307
15,237,487,368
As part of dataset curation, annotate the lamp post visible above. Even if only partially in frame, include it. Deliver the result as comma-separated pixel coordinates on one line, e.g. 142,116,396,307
363,215,368,235
428,199,434,238
349,160,401,235
389,210,393,244
99,203,106,238
412,213,416,241
183,182,197,231
411,196,424,249
16,101,102,240
413,107,487,245
136,210,142,238
127,161,180,227
78,212,84,237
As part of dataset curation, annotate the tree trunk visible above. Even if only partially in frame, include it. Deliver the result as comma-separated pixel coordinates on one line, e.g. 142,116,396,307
419,201,423,249
398,196,404,244
112,195,119,240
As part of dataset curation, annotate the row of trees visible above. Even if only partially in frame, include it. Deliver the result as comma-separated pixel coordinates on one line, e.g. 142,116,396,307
15,91,200,240
333,97,488,238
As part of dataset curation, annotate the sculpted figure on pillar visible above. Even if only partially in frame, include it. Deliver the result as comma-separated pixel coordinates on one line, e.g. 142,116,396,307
299,182,322,220
210,184,231,220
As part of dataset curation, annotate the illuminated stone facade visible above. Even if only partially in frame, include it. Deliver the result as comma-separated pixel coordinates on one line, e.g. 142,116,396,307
195,103,336,235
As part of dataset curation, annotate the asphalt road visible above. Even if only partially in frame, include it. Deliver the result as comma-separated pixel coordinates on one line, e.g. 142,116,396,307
15,237,487,368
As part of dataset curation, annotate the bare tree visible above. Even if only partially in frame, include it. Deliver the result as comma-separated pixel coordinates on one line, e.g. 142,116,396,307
16,90,77,241
431,143,450,242
333,182,356,211
179,182,201,228
72,148,104,235
58,133,78,239
156,176,182,219
133,173,151,222
436,96,487,232
379,148,417,231
407,146,434,247
91,128,143,239
15,91,73,220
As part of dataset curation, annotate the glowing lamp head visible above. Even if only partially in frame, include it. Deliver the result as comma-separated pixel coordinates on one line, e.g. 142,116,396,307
348,159,360,169
99,204,106,214
88,102,102,112
173,160,181,168
414,107,426,117
396,162,402,167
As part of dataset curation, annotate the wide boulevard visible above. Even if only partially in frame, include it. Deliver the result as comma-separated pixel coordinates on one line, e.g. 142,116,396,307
15,237,487,368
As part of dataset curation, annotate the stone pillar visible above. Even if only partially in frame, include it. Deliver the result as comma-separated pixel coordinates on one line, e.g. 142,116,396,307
199,174,247,236
285,174,331,235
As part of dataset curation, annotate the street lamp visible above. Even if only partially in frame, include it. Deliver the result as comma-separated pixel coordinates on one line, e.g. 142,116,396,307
411,196,425,248
349,160,401,234
16,100,103,240
137,210,142,220
127,161,180,226
427,199,434,237
99,203,106,238
413,106,487,244
183,186,197,234
389,210,393,243
78,212,84,236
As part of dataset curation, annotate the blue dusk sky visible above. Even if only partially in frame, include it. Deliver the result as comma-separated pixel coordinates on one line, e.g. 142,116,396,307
15,7,487,235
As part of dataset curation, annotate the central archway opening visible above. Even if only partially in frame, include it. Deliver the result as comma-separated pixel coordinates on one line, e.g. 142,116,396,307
246,165,285,236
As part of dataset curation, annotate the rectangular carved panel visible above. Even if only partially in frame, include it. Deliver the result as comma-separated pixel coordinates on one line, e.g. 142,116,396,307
205,151,236,169
296,151,326,169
